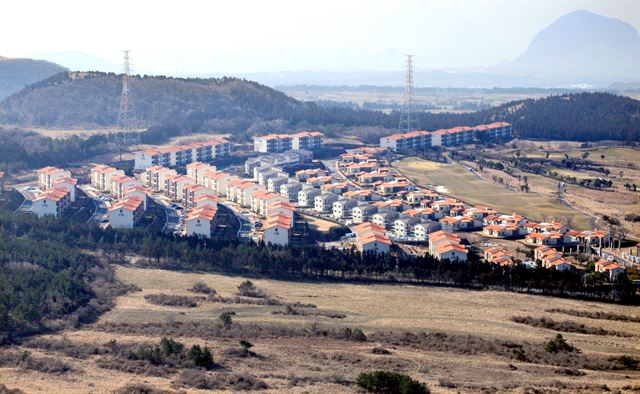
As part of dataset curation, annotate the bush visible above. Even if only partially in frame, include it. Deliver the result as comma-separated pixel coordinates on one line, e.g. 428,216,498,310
187,345,214,369
219,312,234,327
616,355,639,370
159,338,184,356
144,294,201,308
236,280,267,298
188,281,216,295
545,334,575,353
357,371,429,394
372,347,391,355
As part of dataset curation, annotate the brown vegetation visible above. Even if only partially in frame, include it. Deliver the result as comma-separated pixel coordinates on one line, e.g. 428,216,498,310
511,315,636,337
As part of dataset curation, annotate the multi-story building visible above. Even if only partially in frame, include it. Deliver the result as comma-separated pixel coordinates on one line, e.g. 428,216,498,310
380,122,512,152
267,176,289,193
354,222,392,254
314,193,338,213
52,177,78,202
143,166,177,192
393,217,421,238
110,176,143,200
253,134,293,153
37,167,71,190
279,181,303,201
91,165,125,192
371,211,400,229
428,230,468,262
351,203,378,224
332,198,358,220
186,162,216,185
297,188,321,208
251,190,286,216
263,212,293,246
123,186,149,210
185,205,218,239
291,131,324,151
164,175,195,202
183,184,215,208
134,138,231,170
108,196,145,229
32,187,71,218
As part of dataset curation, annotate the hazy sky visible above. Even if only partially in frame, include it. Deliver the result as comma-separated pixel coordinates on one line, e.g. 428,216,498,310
2,0,638,75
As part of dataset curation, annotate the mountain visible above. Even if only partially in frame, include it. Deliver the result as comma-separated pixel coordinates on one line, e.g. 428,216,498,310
0,57,67,99
0,71,302,129
28,51,120,73
497,10,640,83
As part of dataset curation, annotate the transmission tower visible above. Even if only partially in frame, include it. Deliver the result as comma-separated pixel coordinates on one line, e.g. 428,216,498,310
398,54,415,133
116,50,138,160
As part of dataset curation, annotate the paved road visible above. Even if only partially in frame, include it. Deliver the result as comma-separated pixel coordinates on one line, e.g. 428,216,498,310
79,185,109,227
218,202,254,242
15,187,35,212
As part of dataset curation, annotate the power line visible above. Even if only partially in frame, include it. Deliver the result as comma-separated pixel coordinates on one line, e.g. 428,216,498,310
116,50,139,161
398,54,415,133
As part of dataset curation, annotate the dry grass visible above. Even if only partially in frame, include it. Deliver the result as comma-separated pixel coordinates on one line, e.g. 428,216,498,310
301,215,341,233
2,265,639,393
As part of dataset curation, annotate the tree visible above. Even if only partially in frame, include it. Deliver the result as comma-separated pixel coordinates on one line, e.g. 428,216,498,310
600,154,605,160
239,339,254,355
581,152,590,160
187,344,214,368
219,312,233,327
544,334,574,353
357,371,429,394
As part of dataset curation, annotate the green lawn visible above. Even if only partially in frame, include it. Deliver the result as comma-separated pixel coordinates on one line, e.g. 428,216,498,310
394,157,593,230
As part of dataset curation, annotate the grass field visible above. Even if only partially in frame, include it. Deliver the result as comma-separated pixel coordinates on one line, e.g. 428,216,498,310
394,157,593,230
301,213,342,233
2,265,638,393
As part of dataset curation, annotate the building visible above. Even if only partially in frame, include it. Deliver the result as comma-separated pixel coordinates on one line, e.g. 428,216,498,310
351,204,378,224
185,205,218,238
594,259,626,280
267,176,289,193
251,190,286,216
332,198,358,220
52,177,78,202
202,171,237,198
428,231,468,262
353,222,392,254
142,166,177,192
298,188,321,208
371,211,400,229
186,162,216,184
266,200,296,220
245,150,312,176
123,186,149,210
412,221,440,241
484,247,516,266
314,193,339,213
91,165,125,192
393,217,421,238
183,184,215,208
380,122,512,151
164,175,195,202
110,176,143,200
32,187,71,218
193,194,219,208
291,131,324,151
37,167,71,190
253,134,293,153
263,212,293,246
295,168,328,182
108,196,145,229
0,171,4,195
280,181,303,201
134,138,231,170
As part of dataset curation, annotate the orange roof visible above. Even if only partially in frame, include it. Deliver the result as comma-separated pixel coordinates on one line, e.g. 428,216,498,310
187,205,218,221
110,196,144,212
359,233,392,246
53,177,78,185
35,187,70,202
264,212,293,230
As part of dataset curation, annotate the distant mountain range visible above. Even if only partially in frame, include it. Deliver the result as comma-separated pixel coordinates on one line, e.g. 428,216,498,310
0,57,67,99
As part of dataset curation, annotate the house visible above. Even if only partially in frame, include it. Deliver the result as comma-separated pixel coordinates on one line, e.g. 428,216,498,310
354,222,392,254
377,181,414,195
357,171,395,184
314,193,339,213
371,211,400,229
321,182,352,195
295,168,328,182
344,162,378,175
306,175,334,187
185,205,218,238
525,232,568,246
263,213,293,246
595,259,626,280
291,131,324,151
298,188,321,208
267,175,289,193
32,187,71,218
343,189,381,202
183,184,215,208
186,162,216,184
412,221,440,241
280,181,303,201
237,182,264,208
202,171,237,197
405,190,440,204
134,138,230,169
374,199,406,212
37,167,71,190
110,175,143,200
351,204,378,224
52,177,78,202
108,196,145,229
428,231,467,262
393,217,420,238
482,224,524,238
332,198,358,220
484,247,516,266
256,168,283,186
534,246,560,260
251,190,286,216
91,165,126,192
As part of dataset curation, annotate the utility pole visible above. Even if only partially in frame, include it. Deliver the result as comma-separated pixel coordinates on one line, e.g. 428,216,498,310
398,54,415,133
116,50,139,161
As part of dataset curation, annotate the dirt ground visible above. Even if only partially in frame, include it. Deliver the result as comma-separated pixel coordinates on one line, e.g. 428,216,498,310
2,265,639,393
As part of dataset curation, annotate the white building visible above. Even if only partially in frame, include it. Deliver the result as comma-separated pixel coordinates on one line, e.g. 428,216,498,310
291,131,324,151
253,134,293,153
37,167,71,190
108,196,145,229
52,177,78,202
185,205,218,238
134,138,231,170
32,187,71,218
186,162,216,184
351,204,378,224
353,222,392,254
263,212,293,246
91,165,125,192
332,198,358,220
314,193,339,213
110,176,143,200
298,188,321,208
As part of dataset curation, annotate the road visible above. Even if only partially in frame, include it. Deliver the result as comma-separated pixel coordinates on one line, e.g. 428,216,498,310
79,185,109,227
15,186,36,213
218,201,254,242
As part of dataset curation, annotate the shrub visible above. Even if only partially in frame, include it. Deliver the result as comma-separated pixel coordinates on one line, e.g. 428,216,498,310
219,312,233,327
511,347,527,361
357,371,429,394
236,281,266,298
239,340,253,353
189,281,216,295
187,345,214,369
372,347,391,355
616,355,639,370
159,338,184,356
545,334,574,353
144,294,200,308
343,327,367,341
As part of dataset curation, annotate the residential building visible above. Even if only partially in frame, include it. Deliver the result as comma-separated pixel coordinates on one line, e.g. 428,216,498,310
91,165,125,192
295,168,328,182
123,186,149,210
108,196,145,229
134,138,231,170
185,205,218,238
298,188,321,208
37,167,71,190
594,259,626,280
251,190,286,216
371,211,400,229
412,221,440,241
32,187,71,218
263,212,293,246
314,193,339,213
393,217,420,238
332,198,358,220
52,177,78,202
351,203,378,224
267,175,289,193
142,166,177,192
186,162,216,184
183,184,215,208
354,222,392,254
280,181,303,201
194,194,219,208
253,134,293,153
110,176,143,200
164,175,195,202
266,200,296,220
291,131,324,150
428,231,468,262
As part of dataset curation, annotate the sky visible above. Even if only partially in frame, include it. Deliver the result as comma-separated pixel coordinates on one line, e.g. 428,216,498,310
1,0,639,75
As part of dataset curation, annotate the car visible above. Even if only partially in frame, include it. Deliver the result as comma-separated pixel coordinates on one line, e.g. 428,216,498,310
100,219,109,223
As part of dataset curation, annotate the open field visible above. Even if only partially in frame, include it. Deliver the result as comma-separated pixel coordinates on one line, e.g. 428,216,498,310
394,157,593,230
1,265,639,393
301,213,342,233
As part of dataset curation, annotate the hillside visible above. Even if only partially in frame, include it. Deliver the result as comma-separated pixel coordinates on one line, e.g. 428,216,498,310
0,72,638,142
0,56,67,99
498,10,640,82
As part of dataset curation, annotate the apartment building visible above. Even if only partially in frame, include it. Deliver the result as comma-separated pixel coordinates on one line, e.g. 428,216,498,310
186,162,216,185
52,177,78,202
371,211,400,229
183,184,215,208
251,190,286,216
351,203,378,224
0,171,4,196
266,200,296,220
193,194,219,208
267,176,289,193
32,187,71,218
110,176,143,200
185,205,218,239
263,212,293,246
38,167,71,190
108,196,145,229
279,181,303,201
428,231,468,262
134,138,231,170
332,198,358,220
164,175,195,202
91,165,125,192
380,122,512,151
291,131,324,151
354,222,392,254
297,188,321,208
314,193,339,213
123,186,148,210
245,150,312,176
142,166,177,192
253,134,293,153
295,168,328,182
393,216,421,238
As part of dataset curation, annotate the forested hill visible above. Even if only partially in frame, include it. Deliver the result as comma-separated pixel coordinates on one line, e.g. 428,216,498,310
0,71,638,142
0,57,67,100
